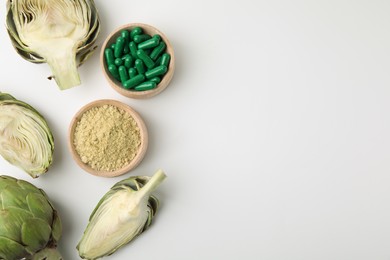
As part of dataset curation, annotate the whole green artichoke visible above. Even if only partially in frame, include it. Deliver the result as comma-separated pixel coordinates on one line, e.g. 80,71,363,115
0,175,62,259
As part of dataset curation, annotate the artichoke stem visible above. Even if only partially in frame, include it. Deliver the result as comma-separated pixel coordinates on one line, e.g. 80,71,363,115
32,247,63,260
47,51,80,90
137,169,166,200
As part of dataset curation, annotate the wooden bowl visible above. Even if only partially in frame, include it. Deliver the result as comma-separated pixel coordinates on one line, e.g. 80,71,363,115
101,23,175,99
68,99,148,177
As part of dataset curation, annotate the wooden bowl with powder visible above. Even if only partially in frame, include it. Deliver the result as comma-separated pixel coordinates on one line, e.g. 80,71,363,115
68,99,148,177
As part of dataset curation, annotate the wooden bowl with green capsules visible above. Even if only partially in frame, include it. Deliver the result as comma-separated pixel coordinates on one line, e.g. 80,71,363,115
101,23,175,99
68,99,148,177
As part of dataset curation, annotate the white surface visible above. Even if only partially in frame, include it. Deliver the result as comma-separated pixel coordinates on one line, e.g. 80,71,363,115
0,0,389,259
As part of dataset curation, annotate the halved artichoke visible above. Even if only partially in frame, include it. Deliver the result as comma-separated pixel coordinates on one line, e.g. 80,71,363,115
77,170,166,259
6,0,101,90
0,93,54,178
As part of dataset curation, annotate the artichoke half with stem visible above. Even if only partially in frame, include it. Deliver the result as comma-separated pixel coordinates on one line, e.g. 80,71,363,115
0,92,54,178
0,175,62,260
6,0,100,90
77,169,167,260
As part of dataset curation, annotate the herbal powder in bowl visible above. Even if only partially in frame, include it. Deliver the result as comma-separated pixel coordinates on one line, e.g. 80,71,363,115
68,100,148,177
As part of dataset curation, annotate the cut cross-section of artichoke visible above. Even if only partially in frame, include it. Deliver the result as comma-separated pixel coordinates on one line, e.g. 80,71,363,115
0,93,54,178
77,170,166,259
6,0,101,90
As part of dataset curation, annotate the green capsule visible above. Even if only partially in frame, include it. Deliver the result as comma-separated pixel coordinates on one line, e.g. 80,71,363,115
160,53,171,67
110,43,116,50
149,77,161,84
155,56,162,66
138,35,160,50
114,58,123,66
121,30,130,54
128,68,137,78
123,46,130,54
121,53,130,60
134,81,156,91
118,66,129,83
153,34,161,42
104,48,115,65
135,59,146,74
130,27,143,40
114,37,125,58
108,64,120,80
123,74,145,89
123,55,133,68
145,65,167,79
129,41,138,59
134,34,151,43
121,29,130,40
150,42,166,60
136,49,154,69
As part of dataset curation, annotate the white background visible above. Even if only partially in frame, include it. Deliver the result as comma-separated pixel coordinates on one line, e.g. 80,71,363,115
0,0,389,259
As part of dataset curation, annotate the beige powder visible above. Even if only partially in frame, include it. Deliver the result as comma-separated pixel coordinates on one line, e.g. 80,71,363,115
73,104,141,171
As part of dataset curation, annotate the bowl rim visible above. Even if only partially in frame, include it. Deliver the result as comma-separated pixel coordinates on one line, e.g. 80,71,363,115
68,99,148,177
100,22,175,99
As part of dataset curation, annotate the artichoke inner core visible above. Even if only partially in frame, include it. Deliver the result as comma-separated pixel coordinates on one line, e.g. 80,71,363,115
80,190,149,256
14,0,90,89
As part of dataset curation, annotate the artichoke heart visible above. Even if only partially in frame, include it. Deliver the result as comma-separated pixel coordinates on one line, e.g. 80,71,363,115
6,0,101,90
0,93,54,178
77,170,166,259
0,175,62,260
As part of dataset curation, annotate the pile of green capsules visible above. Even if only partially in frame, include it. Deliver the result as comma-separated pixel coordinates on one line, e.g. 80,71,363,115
104,27,171,91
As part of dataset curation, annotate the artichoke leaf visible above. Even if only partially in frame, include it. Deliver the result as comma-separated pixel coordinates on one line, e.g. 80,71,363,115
0,175,17,195
0,236,27,260
17,178,45,194
0,93,16,102
32,247,63,260
21,218,52,255
26,192,54,224
51,210,62,243
0,207,33,242
1,184,30,208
